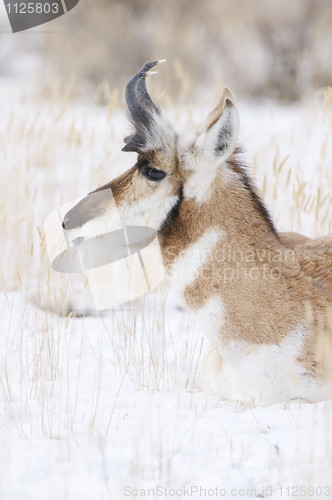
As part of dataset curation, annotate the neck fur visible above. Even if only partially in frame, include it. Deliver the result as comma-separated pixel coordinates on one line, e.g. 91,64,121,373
158,154,280,274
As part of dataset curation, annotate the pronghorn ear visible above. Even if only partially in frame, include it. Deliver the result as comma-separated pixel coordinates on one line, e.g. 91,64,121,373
203,88,239,160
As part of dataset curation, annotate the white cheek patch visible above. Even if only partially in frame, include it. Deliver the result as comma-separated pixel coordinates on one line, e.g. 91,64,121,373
65,191,180,244
169,228,222,293
116,194,179,231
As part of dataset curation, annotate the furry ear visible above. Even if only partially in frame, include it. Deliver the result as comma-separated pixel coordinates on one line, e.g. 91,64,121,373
203,88,239,160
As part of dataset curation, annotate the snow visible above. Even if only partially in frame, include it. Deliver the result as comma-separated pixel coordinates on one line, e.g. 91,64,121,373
1,72,332,499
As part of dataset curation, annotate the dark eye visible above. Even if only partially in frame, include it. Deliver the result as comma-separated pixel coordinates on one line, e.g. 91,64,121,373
143,167,167,181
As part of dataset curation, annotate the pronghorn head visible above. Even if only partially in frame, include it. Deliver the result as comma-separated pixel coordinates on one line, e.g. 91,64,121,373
62,60,239,245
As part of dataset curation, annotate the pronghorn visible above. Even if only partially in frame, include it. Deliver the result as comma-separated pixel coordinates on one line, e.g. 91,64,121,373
62,61,332,406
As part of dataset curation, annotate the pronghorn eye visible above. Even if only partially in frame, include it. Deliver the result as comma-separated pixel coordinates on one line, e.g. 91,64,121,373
143,167,167,181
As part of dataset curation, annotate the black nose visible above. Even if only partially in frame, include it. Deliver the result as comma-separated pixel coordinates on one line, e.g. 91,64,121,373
62,218,70,229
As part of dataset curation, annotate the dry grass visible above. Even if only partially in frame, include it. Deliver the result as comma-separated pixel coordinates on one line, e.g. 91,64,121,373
0,71,332,497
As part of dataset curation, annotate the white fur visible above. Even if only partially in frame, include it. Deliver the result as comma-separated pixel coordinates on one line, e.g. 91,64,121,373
168,228,222,294
194,296,226,350
65,204,123,246
138,111,176,156
65,193,179,245
200,322,327,406
116,195,179,231
182,156,221,203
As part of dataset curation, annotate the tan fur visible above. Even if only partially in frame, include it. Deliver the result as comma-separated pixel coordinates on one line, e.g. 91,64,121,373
279,232,312,248
160,167,332,375
90,150,183,209
161,172,332,369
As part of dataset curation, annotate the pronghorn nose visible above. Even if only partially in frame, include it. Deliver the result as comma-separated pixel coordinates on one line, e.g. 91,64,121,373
62,218,70,229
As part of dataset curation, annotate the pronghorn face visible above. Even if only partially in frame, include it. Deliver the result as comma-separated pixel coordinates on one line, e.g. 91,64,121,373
62,151,183,245
62,61,239,245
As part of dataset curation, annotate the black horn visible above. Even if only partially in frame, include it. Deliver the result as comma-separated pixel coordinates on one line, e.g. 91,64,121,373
122,60,165,153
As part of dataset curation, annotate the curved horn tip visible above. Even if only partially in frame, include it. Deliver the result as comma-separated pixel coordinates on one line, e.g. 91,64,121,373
139,60,166,74
143,70,158,77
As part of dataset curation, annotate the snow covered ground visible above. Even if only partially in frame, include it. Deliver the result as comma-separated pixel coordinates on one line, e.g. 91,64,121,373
1,72,332,499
